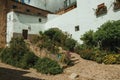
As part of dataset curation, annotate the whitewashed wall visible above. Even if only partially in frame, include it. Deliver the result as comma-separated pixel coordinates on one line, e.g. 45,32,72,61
47,14,60,21
45,0,120,43
6,12,14,45
6,11,46,44
13,12,46,34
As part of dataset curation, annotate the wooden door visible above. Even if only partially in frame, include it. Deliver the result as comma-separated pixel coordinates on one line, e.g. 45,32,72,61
22,30,28,39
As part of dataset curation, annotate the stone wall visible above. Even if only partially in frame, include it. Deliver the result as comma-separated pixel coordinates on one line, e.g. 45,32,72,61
0,0,7,48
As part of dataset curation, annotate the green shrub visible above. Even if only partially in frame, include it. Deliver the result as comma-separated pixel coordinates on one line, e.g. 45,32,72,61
0,48,3,52
19,52,38,69
81,20,120,52
79,49,94,60
91,50,107,63
0,37,38,69
0,48,19,66
0,48,3,58
95,57,103,63
80,30,96,48
74,44,85,54
79,20,120,64
35,57,63,75
44,28,67,44
64,38,77,51
94,20,120,52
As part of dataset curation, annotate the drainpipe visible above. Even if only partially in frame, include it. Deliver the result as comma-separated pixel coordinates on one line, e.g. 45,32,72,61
69,0,71,5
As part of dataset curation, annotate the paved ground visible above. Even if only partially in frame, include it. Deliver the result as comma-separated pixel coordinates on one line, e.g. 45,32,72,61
0,53,120,80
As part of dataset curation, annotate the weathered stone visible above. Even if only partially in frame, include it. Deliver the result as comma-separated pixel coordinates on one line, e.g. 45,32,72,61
69,73,79,80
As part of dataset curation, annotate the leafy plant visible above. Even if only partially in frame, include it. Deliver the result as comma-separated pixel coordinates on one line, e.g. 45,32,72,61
44,28,67,44
79,49,94,60
94,20,120,52
80,30,96,48
74,44,85,54
35,57,63,75
0,37,38,69
64,38,77,51
19,52,38,69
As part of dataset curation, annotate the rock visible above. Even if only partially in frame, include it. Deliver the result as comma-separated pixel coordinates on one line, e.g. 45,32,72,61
69,73,79,80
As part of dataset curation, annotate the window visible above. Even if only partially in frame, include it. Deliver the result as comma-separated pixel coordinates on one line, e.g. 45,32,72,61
12,5,17,9
26,9,30,12
113,0,120,11
95,3,107,17
75,25,79,31
22,30,28,39
39,18,42,22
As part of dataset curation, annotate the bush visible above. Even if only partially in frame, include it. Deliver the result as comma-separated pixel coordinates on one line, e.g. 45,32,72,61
94,20,120,52
81,20,120,52
74,44,85,54
79,49,105,63
64,38,77,51
39,28,68,54
0,48,3,58
79,20,120,64
0,48,3,52
19,52,38,69
79,49,94,60
80,30,96,48
44,28,67,44
35,57,63,75
0,37,38,69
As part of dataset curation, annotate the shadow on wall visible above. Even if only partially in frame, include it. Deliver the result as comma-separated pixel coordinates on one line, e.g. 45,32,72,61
0,67,44,80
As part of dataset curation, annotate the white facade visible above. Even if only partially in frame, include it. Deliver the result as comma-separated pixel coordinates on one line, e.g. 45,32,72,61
45,0,120,43
6,11,46,45
6,0,120,45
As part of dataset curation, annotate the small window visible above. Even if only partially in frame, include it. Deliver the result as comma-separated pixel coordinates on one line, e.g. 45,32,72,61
95,3,107,17
26,9,30,12
75,25,79,31
39,18,42,22
12,5,17,9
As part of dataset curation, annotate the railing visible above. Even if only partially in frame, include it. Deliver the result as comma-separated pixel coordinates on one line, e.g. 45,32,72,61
56,1,77,15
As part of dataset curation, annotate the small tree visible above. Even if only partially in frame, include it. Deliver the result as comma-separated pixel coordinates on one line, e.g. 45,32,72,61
80,30,96,48
65,38,77,51
94,20,120,52
35,57,63,75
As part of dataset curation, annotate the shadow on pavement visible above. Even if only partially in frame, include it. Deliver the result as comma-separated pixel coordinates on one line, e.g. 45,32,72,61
0,67,45,80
